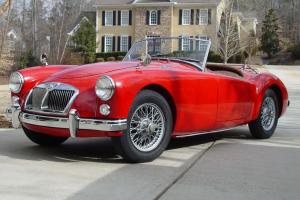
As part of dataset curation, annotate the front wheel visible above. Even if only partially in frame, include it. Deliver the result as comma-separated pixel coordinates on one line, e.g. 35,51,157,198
112,90,173,163
23,126,69,146
249,89,279,139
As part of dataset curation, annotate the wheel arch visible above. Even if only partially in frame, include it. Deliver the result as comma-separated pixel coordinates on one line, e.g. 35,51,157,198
141,84,177,127
269,84,283,117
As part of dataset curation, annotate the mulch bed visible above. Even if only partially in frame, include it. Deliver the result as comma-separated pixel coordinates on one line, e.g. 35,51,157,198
0,115,12,128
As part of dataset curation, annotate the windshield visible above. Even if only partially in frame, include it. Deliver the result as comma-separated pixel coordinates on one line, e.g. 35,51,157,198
123,37,211,70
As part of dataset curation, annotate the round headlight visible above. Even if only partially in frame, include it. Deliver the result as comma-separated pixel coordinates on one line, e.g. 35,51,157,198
95,75,115,101
9,72,24,93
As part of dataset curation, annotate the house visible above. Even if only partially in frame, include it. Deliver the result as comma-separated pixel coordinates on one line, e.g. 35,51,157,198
95,0,257,53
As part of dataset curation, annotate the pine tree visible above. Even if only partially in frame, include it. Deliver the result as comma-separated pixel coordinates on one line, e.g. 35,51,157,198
260,9,280,58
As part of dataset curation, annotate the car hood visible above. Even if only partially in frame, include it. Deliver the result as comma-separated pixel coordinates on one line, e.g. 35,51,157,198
51,61,138,79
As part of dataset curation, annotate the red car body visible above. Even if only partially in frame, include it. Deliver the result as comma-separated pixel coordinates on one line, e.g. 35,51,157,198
11,60,288,138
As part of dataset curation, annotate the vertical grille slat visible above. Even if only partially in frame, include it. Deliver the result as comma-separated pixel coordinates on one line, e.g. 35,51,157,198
48,90,75,112
26,83,76,114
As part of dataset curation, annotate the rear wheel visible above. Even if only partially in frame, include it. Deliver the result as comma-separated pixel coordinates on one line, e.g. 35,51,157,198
112,90,173,163
23,126,69,146
249,89,279,139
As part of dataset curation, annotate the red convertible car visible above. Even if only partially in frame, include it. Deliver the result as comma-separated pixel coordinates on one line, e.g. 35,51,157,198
7,38,289,163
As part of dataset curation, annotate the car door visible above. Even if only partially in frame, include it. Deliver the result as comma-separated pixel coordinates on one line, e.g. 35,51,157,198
216,75,256,125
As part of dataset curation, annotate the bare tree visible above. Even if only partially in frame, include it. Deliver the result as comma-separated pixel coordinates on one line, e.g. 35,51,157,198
217,0,248,64
0,0,12,61
48,0,83,64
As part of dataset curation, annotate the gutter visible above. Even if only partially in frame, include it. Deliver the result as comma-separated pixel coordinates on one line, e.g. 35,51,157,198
94,2,220,8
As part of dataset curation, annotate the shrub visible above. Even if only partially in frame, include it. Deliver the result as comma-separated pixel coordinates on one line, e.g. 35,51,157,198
288,44,300,59
207,51,223,63
106,57,116,61
117,56,124,61
228,52,248,64
95,52,127,60
63,53,85,65
13,51,39,71
85,53,96,64
96,58,105,62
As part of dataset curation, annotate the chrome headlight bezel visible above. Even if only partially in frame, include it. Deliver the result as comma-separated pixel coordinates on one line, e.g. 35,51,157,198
9,72,24,93
95,75,115,101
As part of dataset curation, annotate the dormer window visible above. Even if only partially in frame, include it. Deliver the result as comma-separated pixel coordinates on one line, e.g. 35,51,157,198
150,10,158,25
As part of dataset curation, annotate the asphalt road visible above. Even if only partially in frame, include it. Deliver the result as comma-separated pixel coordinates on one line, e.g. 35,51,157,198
0,65,299,200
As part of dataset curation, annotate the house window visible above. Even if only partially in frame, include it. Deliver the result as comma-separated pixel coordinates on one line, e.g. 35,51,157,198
105,35,113,52
199,9,208,25
182,9,191,25
198,36,209,52
181,36,191,51
149,10,158,25
105,11,113,26
120,36,129,51
121,10,129,26
147,35,161,53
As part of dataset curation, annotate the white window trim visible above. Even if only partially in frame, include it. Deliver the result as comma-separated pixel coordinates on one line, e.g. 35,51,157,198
197,35,209,51
104,35,114,52
182,9,191,25
120,35,129,51
149,10,158,25
199,9,208,25
181,35,191,51
121,10,129,26
105,10,114,26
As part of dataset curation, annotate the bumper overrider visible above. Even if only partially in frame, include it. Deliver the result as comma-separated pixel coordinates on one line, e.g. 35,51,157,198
5,107,127,138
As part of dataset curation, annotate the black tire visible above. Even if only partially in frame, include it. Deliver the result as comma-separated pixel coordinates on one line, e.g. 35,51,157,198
249,89,279,139
23,126,69,146
112,90,173,163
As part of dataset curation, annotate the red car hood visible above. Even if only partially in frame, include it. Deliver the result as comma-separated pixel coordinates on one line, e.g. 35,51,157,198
51,61,138,79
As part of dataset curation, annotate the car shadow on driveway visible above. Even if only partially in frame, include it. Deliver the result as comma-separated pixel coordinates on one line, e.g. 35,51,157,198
0,127,252,164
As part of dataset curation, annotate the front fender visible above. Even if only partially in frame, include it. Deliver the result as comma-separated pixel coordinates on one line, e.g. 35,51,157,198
12,65,76,109
251,72,288,120
97,68,173,119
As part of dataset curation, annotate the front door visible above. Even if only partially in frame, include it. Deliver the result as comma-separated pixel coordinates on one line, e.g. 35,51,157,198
216,76,256,125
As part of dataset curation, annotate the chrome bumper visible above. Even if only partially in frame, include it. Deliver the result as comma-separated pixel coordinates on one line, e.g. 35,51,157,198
6,108,127,138
5,107,21,128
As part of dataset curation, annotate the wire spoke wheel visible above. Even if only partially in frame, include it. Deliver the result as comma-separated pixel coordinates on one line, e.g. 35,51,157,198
129,103,166,152
260,97,276,131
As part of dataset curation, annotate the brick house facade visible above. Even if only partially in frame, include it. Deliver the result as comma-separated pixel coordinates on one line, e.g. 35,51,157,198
95,0,257,53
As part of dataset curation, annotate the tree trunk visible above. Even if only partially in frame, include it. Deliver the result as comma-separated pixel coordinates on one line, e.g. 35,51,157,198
0,0,11,61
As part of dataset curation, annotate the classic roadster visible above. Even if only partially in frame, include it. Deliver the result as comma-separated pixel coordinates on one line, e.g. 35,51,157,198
7,38,289,163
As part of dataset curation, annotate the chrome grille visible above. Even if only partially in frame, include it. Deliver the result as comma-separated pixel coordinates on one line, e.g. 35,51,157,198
48,90,75,111
25,82,78,115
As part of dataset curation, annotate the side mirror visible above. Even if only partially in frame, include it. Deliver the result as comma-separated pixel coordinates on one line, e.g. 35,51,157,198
141,54,151,66
40,53,48,66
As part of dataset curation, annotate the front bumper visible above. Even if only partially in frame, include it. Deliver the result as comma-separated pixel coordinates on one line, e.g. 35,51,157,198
6,107,127,138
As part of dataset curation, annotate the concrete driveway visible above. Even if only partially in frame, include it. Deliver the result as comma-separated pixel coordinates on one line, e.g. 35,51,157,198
0,65,299,200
